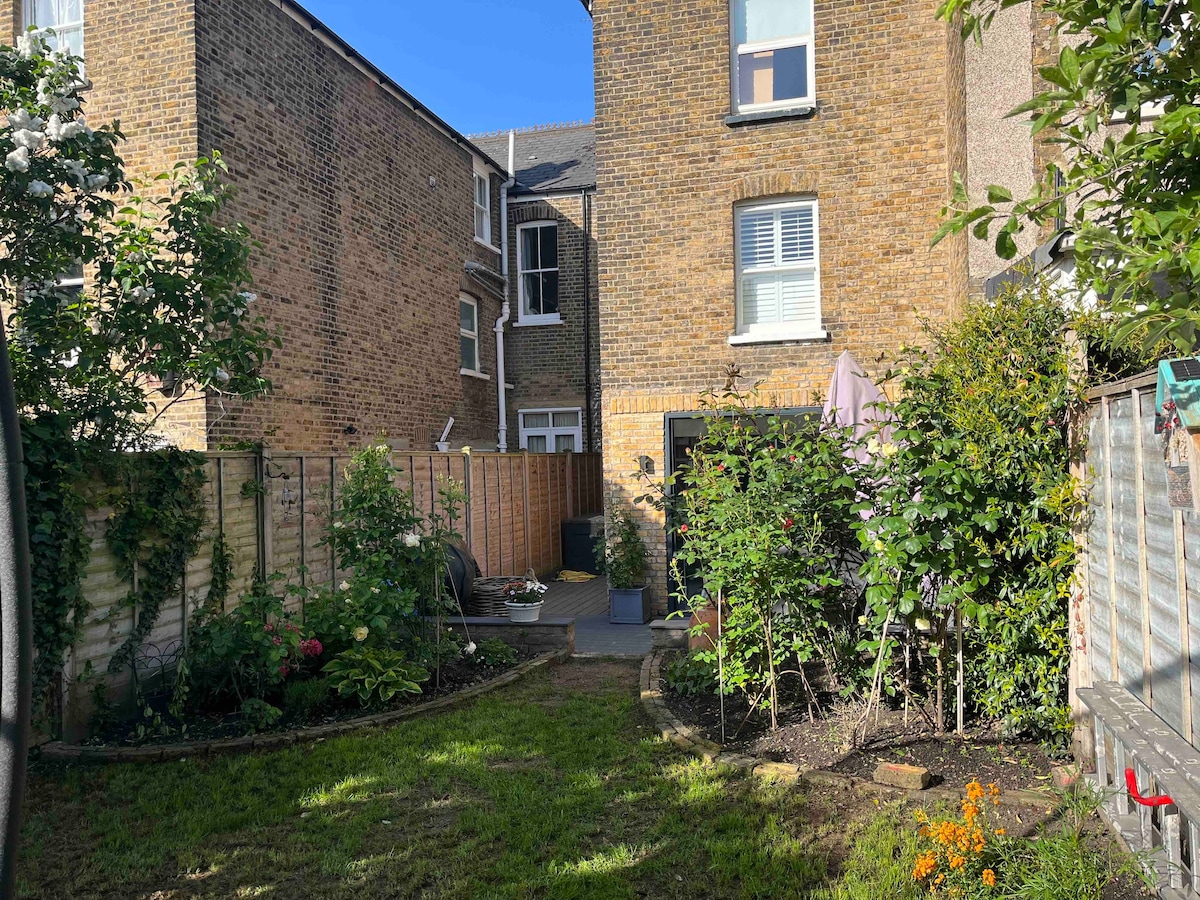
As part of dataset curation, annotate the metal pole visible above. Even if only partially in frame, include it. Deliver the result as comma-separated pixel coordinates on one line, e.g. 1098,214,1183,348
0,320,33,898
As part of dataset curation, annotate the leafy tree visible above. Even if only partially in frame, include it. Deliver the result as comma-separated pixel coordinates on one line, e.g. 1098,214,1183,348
934,0,1200,350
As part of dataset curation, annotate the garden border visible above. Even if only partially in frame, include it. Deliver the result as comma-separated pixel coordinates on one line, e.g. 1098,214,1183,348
38,649,570,764
640,650,1053,807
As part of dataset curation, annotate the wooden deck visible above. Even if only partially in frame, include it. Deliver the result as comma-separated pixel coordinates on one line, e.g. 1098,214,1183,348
542,576,608,617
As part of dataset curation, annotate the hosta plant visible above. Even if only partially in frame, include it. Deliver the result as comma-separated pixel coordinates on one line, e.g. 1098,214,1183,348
323,646,428,707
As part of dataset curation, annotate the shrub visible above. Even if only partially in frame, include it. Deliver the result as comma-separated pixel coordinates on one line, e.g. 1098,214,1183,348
183,576,307,708
597,503,647,589
473,637,518,668
664,651,718,697
281,676,332,721
323,647,428,707
239,698,283,734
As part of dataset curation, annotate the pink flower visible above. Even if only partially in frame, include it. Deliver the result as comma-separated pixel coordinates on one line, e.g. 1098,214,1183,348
272,635,282,646
279,665,290,678
300,638,323,658
263,623,274,633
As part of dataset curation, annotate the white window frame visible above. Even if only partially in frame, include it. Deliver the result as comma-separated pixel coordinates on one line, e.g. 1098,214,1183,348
516,220,562,326
519,408,582,454
472,163,492,248
459,294,487,378
23,0,84,59
730,0,816,114
731,197,825,345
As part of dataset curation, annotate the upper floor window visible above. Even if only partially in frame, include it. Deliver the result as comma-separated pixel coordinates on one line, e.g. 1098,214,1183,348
517,221,560,326
459,295,481,375
732,198,823,343
473,170,491,245
732,0,814,112
24,0,84,58
519,408,581,453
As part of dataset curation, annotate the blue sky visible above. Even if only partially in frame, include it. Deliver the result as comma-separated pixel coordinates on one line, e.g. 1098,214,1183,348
297,0,595,137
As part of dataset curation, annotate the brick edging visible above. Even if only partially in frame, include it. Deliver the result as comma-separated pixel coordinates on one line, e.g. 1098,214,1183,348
40,649,570,764
640,650,1052,807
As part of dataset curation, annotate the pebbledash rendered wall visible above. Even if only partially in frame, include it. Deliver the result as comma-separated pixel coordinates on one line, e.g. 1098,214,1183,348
1,0,509,453
591,0,970,615
56,449,602,742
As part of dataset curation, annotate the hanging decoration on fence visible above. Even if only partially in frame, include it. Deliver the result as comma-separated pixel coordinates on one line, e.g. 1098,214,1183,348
1155,358,1200,510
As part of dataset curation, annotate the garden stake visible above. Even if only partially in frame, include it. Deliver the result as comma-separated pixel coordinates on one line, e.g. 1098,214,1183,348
856,609,893,746
956,606,965,737
718,589,726,745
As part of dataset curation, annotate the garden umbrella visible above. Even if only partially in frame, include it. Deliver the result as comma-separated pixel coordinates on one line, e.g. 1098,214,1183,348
820,350,892,463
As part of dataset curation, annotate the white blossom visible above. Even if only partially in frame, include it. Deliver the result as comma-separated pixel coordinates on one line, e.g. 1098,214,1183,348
11,129,44,152
46,114,84,142
5,147,30,173
84,173,109,192
16,30,46,60
403,532,421,548
26,180,52,198
131,286,156,302
214,368,230,384
7,109,44,133
62,158,87,185
238,291,257,304
339,580,351,592
463,642,477,656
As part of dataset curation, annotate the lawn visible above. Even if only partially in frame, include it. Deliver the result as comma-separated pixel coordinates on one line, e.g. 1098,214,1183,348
18,659,1142,899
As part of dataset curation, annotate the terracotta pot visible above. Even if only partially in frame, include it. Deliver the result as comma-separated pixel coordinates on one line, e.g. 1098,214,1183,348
688,603,725,651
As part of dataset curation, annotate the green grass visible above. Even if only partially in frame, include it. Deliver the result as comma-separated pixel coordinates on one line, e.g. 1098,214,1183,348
17,659,1147,899
20,660,849,898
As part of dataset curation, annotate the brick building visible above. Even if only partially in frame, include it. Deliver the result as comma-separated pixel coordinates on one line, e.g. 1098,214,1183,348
584,0,1050,614
473,123,601,454
5,0,515,453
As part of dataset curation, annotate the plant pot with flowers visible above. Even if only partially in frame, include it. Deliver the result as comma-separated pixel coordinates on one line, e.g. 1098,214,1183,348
503,574,548,623
598,504,649,624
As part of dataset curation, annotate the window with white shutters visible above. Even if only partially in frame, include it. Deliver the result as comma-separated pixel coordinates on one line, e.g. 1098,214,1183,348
733,198,823,342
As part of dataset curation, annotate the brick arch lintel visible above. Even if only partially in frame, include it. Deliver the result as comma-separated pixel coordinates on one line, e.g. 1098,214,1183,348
731,172,821,204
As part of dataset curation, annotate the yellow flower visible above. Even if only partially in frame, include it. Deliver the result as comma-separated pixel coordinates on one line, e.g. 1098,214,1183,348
982,868,996,887
353,626,369,642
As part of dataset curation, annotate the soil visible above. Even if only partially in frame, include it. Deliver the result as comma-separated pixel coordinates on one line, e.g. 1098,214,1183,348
667,670,1058,794
81,651,533,748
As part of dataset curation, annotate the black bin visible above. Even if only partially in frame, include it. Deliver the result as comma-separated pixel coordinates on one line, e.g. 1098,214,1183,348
561,515,603,574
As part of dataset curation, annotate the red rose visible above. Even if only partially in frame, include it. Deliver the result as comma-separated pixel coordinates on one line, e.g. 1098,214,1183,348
679,524,688,533
783,518,794,530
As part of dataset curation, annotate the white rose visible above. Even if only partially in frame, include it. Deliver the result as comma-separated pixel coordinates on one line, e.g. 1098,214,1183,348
463,642,477,656
339,580,351,592
403,533,421,548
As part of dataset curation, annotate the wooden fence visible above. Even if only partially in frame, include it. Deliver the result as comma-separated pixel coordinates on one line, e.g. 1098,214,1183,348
58,449,602,740
1075,372,1200,898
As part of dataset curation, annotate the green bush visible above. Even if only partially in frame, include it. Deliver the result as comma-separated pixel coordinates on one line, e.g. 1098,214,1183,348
664,651,718,697
597,503,647,589
473,637,518,668
323,647,428,707
239,698,282,734
281,676,332,721
183,577,307,708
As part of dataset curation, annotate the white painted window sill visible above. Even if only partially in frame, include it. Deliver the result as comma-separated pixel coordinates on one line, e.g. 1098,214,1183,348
460,368,491,380
728,329,828,346
514,316,563,328
473,237,501,255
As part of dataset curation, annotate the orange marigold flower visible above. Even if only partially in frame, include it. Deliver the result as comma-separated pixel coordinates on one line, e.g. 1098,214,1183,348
913,852,938,881
982,868,997,887
994,827,1006,836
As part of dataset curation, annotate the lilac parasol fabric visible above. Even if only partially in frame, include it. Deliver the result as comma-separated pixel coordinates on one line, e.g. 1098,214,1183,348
821,350,893,464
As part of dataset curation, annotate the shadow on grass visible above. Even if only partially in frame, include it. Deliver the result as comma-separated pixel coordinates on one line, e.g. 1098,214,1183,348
20,659,865,899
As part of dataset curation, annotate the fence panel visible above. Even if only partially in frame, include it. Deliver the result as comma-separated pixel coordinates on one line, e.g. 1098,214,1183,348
59,449,601,739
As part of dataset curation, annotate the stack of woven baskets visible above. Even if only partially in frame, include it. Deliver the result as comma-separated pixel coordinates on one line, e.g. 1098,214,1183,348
465,569,540,617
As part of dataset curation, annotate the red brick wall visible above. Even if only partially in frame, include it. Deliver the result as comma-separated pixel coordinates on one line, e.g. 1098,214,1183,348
193,0,503,452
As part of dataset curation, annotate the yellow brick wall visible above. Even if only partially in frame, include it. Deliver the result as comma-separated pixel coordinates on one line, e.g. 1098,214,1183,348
593,0,971,614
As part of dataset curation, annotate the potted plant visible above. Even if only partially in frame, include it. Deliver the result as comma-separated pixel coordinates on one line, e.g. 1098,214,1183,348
503,575,548,623
598,504,649,624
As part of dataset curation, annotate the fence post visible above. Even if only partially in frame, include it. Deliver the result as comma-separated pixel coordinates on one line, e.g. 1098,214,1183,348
523,452,532,573
257,447,274,578
462,450,473,556
565,451,575,520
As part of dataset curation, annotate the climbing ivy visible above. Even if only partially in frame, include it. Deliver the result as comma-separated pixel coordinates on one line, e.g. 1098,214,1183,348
208,531,234,612
105,450,208,674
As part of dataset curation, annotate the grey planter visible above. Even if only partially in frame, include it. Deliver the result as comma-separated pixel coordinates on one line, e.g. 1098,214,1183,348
609,586,650,625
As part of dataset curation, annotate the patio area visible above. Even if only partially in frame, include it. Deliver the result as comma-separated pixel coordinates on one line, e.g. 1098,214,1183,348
542,575,652,657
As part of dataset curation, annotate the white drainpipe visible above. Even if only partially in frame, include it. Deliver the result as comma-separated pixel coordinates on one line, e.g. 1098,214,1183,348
495,130,516,452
